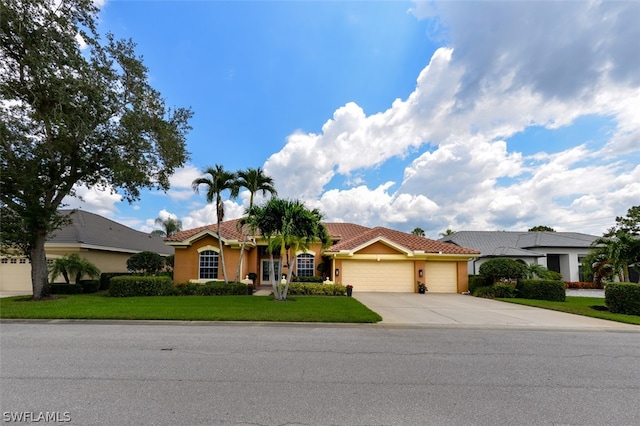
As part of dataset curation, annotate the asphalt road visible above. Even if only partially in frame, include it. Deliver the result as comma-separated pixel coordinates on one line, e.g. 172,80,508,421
1,322,639,426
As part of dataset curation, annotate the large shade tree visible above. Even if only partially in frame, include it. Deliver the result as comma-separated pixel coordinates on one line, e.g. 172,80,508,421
191,164,239,283
234,167,277,282
0,0,192,299
242,198,331,300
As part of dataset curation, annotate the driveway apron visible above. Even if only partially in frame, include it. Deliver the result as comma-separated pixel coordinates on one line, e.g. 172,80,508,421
353,292,639,329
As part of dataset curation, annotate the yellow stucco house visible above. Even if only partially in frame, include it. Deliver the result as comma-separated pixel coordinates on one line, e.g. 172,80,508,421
166,220,480,293
0,210,173,295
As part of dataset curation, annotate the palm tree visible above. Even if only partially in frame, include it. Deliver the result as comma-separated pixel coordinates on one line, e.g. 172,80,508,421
151,216,182,237
411,227,425,237
234,167,277,281
590,233,640,283
192,164,239,283
48,254,100,284
242,198,330,300
439,228,455,237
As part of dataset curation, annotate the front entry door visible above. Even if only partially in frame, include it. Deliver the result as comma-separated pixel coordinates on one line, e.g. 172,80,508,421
261,259,281,285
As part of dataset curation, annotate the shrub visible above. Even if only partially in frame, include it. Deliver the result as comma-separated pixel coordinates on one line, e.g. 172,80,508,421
565,281,600,289
171,282,249,296
108,276,173,297
287,283,346,296
78,279,100,293
473,284,515,299
469,275,492,293
100,272,133,291
126,251,165,274
516,279,566,301
479,258,528,283
50,283,83,294
293,276,324,283
605,283,640,316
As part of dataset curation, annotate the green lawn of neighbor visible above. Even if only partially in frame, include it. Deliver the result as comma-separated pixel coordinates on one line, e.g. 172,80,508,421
497,296,640,326
0,293,382,323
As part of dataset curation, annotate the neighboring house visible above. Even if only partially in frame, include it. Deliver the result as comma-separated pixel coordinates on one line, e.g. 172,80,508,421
439,231,600,281
165,220,480,293
0,210,173,294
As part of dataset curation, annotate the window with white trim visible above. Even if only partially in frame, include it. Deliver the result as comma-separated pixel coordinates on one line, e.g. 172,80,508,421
296,253,315,277
199,250,219,280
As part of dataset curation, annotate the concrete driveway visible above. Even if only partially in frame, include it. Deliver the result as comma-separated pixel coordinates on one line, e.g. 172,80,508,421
353,292,640,330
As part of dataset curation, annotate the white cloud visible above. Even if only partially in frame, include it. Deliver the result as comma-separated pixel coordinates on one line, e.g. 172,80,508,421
258,2,640,238
62,184,122,217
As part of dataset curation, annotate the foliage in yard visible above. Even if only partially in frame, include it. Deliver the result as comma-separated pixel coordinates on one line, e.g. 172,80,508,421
516,279,566,301
565,281,601,289
605,283,640,315
99,272,133,291
287,283,347,296
585,205,640,284
127,251,166,274
293,276,324,283
171,282,250,296
108,276,173,297
49,283,83,295
468,275,492,293
473,284,515,299
48,254,100,284
479,258,527,283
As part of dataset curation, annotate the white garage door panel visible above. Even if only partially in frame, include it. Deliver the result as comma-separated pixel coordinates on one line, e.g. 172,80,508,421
0,259,33,292
342,261,414,292
424,262,457,293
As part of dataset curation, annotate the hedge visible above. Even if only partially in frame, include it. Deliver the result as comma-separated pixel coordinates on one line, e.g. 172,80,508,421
566,281,601,289
50,283,83,294
287,283,347,296
99,272,134,291
605,283,640,316
78,279,100,293
469,275,492,293
171,282,249,296
516,279,566,301
293,276,324,283
108,276,173,297
473,284,516,299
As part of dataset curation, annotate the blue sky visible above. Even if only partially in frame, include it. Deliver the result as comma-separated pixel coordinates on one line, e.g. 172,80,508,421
66,0,640,238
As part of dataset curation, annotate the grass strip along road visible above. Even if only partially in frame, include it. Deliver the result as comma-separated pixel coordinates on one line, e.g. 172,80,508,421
0,293,382,323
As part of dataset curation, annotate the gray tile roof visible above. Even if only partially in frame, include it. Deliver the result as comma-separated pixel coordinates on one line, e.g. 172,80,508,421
439,231,598,257
50,210,173,255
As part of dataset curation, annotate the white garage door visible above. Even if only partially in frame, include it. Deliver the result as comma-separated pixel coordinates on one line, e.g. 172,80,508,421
341,261,415,292
424,261,457,293
0,257,33,293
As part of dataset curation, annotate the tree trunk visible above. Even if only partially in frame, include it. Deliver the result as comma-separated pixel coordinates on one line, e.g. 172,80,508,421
269,253,280,300
217,221,228,283
29,232,50,300
234,235,246,282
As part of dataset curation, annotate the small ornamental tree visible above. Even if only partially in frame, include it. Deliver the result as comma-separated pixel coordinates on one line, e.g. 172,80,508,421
479,258,528,284
127,251,165,274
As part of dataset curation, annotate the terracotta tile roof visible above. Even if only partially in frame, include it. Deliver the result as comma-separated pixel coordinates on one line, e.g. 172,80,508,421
166,219,479,255
165,218,244,243
325,226,480,255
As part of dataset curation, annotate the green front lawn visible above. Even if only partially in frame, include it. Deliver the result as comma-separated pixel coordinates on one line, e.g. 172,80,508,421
0,293,382,323
497,296,640,326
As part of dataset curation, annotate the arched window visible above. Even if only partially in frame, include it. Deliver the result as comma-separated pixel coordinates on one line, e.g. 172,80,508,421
296,253,315,277
199,250,219,280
